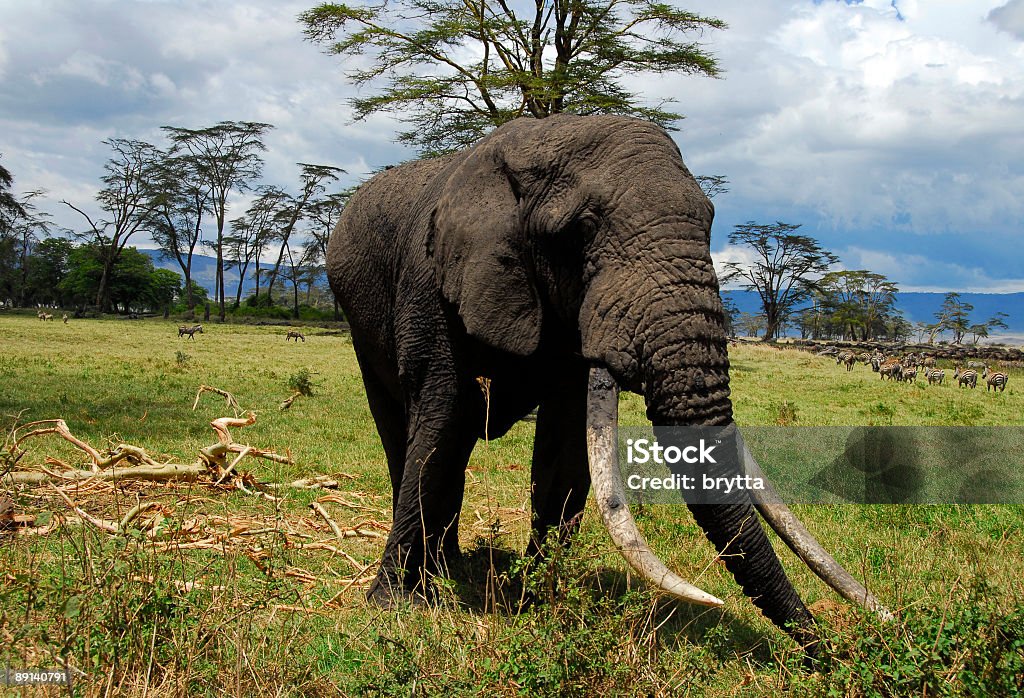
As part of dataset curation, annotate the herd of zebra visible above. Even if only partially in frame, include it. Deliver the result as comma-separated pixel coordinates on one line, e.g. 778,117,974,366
831,350,1010,392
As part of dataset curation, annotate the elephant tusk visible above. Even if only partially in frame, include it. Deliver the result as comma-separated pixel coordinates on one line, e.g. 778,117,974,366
586,367,724,608
735,430,894,621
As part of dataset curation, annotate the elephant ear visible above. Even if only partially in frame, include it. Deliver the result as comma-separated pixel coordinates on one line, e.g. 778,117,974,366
428,148,541,356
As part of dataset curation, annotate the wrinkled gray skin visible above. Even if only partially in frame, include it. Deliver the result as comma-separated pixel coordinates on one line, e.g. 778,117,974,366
328,114,816,648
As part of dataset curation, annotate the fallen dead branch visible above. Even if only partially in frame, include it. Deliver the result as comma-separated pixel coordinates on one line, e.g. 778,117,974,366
192,385,242,416
4,462,208,487
11,419,107,471
280,391,303,410
0,494,35,529
310,501,345,541
316,492,387,515
1,412,304,490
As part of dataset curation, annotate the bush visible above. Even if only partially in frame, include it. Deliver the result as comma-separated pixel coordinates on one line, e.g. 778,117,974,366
807,583,1024,697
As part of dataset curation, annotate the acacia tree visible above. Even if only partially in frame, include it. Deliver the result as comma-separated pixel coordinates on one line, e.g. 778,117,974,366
933,292,973,344
24,237,72,307
162,122,273,321
264,163,344,302
986,311,1010,337
818,270,898,341
149,148,211,316
63,139,161,312
226,187,288,308
0,158,26,225
722,222,837,341
300,0,725,154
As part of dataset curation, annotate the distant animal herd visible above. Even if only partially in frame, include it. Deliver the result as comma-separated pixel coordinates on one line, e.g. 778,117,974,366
827,349,1009,392
172,323,308,344
36,310,68,323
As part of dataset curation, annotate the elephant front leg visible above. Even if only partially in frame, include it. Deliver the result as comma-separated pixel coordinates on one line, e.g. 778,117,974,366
528,366,590,557
369,404,477,604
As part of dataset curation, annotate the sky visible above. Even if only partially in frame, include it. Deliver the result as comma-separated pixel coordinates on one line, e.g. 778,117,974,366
1,0,1023,293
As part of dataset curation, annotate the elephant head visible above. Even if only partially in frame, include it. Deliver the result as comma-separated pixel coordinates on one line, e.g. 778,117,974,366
427,114,889,646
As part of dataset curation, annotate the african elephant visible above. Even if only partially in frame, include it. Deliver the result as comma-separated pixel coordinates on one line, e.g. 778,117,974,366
327,114,888,652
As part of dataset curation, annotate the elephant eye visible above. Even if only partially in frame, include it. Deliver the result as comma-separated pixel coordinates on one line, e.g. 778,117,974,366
575,215,598,239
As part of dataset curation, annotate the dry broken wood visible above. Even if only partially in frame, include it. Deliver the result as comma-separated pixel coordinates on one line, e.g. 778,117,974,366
4,462,209,487
0,412,314,491
192,385,242,415
280,391,303,410
0,494,36,529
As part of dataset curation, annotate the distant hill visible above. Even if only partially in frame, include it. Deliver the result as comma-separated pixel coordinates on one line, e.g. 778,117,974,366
141,248,282,299
722,289,1024,337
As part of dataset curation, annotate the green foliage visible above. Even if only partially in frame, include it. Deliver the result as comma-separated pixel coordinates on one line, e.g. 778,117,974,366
59,244,183,313
0,156,25,221
815,269,900,341
809,583,1024,697
775,400,798,425
175,350,191,368
288,367,320,396
301,0,725,154
24,237,73,306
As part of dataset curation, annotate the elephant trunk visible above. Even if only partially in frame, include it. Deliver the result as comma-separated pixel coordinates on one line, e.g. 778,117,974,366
637,320,820,646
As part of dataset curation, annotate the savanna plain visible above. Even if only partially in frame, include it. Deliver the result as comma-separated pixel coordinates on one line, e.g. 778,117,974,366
1,314,1022,696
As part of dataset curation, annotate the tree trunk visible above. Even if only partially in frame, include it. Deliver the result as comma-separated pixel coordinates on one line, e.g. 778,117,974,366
254,258,261,303
232,257,249,307
184,260,194,313
216,234,226,321
95,257,114,313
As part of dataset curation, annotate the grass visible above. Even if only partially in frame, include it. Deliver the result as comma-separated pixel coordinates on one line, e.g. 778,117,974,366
1,313,1022,696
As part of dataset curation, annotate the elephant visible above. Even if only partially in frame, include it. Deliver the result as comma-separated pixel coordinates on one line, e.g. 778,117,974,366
326,114,888,652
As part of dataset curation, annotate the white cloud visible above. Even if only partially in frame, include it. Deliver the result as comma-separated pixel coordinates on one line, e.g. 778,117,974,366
40,51,147,90
840,246,1024,293
668,0,1024,252
989,0,1024,39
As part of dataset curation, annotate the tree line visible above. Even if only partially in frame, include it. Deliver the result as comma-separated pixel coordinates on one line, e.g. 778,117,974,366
722,221,1010,345
0,122,347,320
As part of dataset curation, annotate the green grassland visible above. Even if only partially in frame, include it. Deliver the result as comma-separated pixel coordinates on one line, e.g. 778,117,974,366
1,314,1022,696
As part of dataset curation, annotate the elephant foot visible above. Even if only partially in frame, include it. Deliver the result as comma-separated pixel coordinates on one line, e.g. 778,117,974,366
364,573,428,605
433,539,463,575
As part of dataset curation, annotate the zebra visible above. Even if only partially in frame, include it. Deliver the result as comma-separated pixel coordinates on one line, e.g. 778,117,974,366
919,356,936,370
967,360,986,370
856,351,872,364
286,330,306,342
178,324,204,340
925,368,945,385
879,358,902,381
982,367,1008,392
953,365,978,389
900,366,918,383
836,351,856,371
